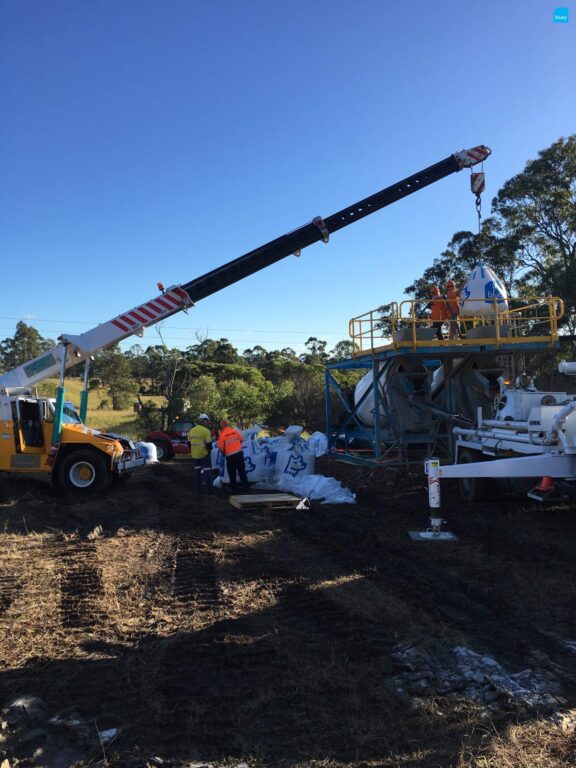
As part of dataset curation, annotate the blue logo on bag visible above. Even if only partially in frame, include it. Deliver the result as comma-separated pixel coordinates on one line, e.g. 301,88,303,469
245,456,256,473
484,280,505,303
284,454,307,477
553,7,569,22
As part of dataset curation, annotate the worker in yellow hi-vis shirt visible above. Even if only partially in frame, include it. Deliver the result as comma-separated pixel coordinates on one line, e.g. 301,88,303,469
189,414,213,467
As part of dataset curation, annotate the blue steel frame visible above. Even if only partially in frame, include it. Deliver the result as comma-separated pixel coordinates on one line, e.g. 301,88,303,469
324,340,559,468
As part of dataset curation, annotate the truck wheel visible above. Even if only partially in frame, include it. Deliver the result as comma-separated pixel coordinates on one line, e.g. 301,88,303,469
153,441,172,461
458,448,492,503
57,450,111,494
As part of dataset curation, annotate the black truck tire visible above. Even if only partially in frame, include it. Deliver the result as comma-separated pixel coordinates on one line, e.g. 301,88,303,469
153,440,172,461
57,449,112,494
458,448,493,503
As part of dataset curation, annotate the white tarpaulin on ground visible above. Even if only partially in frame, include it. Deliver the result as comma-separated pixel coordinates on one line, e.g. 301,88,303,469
254,474,356,504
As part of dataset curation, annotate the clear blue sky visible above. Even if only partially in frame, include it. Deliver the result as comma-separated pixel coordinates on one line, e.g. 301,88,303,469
1,0,574,356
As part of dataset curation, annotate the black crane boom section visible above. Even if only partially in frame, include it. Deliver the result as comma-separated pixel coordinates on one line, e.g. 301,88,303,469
181,151,470,304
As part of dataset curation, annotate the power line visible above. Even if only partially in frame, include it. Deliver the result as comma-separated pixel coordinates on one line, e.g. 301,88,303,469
0,317,345,336
0,328,348,349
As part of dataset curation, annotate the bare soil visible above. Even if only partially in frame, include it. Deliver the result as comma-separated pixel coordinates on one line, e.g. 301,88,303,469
1,458,576,767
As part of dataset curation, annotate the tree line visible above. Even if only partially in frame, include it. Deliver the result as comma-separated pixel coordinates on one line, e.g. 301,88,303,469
2,135,575,427
0,323,359,430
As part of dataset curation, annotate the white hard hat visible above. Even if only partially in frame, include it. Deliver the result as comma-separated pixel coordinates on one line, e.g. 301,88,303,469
198,413,209,421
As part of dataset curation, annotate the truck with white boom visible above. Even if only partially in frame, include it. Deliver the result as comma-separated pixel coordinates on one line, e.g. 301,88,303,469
429,360,576,503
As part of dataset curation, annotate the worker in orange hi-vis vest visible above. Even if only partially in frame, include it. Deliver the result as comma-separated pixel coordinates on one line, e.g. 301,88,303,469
217,420,249,491
445,279,460,340
427,286,446,340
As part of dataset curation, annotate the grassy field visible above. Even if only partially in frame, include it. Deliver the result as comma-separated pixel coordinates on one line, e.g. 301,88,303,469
35,378,165,439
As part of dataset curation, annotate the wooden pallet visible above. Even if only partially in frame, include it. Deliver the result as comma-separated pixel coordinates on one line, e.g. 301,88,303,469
229,493,304,510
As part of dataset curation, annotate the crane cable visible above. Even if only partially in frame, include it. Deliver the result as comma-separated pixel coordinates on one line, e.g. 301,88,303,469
471,165,485,253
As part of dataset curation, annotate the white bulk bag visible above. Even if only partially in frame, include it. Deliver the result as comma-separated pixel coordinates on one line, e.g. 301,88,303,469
459,264,508,317
274,448,315,480
243,451,271,482
307,431,328,457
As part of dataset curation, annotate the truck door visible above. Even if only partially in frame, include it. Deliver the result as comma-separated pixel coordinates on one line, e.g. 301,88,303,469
9,398,46,469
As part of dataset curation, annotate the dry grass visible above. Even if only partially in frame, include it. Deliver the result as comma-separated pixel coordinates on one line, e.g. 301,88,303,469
458,719,576,767
83,410,142,437
33,377,166,437
0,533,64,668
3,461,576,767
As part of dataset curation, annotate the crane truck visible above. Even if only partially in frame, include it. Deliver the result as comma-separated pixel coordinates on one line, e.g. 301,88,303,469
0,145,491,494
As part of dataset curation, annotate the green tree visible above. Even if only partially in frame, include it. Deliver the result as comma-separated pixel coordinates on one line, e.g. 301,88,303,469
280,365,326,430
187,338,241,364
185,375,222,419
266,379,296,428
329,339,358,361
125,344,150,391
242,345,269,367
300,337,329,365
0,321,53,372
219,379,273,426
91,346,139,410
491,134,576,329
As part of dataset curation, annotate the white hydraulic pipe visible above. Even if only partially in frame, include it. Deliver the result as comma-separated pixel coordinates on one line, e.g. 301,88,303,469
559,360,576,376
480,418,530,431
453,426,545,445
545,400,576,445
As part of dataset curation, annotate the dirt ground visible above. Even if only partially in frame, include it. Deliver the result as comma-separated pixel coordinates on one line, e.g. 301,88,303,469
2,458,576,768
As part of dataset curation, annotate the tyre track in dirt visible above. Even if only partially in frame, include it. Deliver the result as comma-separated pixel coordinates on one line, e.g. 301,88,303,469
59,540,104,630
0,574,21,615
171,533,220,609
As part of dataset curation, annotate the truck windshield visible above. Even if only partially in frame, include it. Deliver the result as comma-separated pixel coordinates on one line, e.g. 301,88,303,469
172,423,194,432
48,401,83,425
62,404,82,424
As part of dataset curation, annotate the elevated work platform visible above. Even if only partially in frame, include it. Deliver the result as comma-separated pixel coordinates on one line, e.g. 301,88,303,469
348,296,563,356
325,296,562,468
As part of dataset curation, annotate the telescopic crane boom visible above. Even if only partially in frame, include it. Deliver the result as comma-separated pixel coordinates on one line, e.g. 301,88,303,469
0,146,490,391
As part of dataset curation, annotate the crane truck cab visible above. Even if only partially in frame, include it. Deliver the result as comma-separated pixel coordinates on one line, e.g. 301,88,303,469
0,387,148,493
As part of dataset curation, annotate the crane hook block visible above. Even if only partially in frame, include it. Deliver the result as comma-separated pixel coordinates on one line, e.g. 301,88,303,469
471,173,485,196
313,216,330,243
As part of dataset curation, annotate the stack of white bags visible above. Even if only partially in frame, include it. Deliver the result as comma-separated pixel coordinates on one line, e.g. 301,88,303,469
211,425,321,484
211,425,355,504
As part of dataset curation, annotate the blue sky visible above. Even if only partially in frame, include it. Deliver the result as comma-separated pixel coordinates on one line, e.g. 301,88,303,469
1,0,574,356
